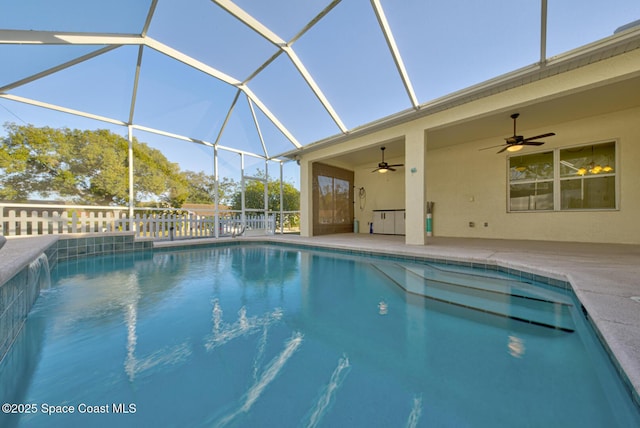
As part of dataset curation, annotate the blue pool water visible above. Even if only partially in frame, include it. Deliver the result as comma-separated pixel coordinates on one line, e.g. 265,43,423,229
1,244,639,427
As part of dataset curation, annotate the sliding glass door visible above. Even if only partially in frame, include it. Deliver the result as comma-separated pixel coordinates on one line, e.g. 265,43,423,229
312,163,354,235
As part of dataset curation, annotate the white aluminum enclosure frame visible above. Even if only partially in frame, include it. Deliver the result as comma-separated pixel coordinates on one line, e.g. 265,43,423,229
2,1,637,160
1,0,639,228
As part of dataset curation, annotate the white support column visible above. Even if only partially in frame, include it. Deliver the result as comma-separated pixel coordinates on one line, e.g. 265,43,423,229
213,145,219,238
404,128,426,245
299,158,313,237
279,162,284,235
127,126,135,222
240,153,246,231
264,159,269,233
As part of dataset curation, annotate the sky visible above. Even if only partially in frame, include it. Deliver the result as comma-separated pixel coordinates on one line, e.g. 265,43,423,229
1,0,639,188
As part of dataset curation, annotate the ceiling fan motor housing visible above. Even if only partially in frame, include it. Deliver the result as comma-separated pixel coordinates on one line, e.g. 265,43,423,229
372,146,404,172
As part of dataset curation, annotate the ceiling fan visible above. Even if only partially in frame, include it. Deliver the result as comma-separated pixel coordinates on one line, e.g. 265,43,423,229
481,113,555,154
372,146,403,173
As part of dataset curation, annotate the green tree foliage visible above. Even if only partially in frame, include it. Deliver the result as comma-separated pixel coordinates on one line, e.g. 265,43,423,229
182,171,238,206
182,170,215,204
0,123,187,205
217,177,239,206
230,176,299,212
0,123,298,211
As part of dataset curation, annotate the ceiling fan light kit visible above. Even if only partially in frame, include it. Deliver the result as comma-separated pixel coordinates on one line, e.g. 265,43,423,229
506,145,524,153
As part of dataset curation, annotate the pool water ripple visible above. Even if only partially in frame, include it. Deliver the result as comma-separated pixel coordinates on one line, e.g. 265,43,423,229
1,244,638,427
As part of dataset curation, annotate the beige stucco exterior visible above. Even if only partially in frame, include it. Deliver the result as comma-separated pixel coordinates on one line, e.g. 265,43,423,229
427,107,639,243
297,49,640,244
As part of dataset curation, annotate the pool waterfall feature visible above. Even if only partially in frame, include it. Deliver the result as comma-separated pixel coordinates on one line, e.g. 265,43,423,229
0,233,153,363
0,253,50,361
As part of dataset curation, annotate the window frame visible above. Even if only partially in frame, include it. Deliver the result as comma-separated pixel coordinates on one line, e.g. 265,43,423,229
507,139,619,213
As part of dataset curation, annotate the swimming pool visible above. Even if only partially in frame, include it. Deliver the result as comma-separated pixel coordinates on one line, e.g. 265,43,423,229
1,244,639,427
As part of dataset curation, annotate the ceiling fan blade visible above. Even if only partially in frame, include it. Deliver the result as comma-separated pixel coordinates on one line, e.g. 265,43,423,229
387,163,404,167
523,132,555,142
480,144,507,151
496,146,510,154
372,168,381,173
522,141,545,146
387,167,396,171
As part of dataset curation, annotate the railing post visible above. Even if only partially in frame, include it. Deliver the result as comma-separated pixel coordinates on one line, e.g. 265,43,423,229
7,210,15,236
19,210,28,235
106,211,113,232
32,210,42,235
71,211,78,233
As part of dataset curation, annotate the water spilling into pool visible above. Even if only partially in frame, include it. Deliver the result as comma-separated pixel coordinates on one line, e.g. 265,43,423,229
1,244,638,427
28,254,51,292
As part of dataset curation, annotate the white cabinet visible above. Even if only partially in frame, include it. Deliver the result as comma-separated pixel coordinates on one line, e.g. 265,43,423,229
372,210,405,235
373,211,394,234
394,210,406,235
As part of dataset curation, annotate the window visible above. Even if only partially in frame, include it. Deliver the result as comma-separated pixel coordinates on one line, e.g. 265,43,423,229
559,142,616,210
509,151,554,211
317,175,350,225
508,142,617,212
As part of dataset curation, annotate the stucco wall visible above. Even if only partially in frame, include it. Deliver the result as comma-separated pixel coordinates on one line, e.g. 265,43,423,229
300,106,639,244
353,154,406,233
425,107,640,244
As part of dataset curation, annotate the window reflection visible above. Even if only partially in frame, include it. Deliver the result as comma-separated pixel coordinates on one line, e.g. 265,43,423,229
318,175,334,225
318,176,350,224
560,142,616,210
509,152,554,211
508,142,617,212
313,163,354,235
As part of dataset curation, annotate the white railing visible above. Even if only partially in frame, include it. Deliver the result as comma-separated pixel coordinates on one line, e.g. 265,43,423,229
0,203,295,240
0,204,128,236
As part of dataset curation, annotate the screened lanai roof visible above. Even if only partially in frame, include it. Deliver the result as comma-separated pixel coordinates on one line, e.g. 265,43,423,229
1,0,639,162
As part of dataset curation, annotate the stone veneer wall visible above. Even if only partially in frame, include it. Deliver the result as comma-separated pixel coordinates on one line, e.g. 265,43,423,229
0,234,152,361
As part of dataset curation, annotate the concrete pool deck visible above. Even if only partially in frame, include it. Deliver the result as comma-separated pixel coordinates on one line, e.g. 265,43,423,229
2,233,639,404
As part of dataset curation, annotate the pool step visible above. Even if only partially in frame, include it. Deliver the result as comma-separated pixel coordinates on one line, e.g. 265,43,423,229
372,262,575,332
399,262,574,306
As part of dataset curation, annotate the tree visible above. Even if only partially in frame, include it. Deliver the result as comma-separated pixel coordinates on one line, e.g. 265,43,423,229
230,176,299,212
0,123,296,211
182,171,215,204
182,172,238,206
0,123,187,205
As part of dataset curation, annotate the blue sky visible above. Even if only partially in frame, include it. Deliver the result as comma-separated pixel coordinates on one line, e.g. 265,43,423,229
1,0,639,187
